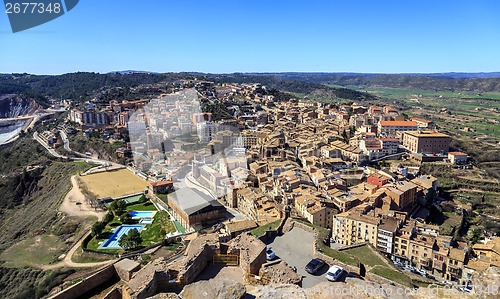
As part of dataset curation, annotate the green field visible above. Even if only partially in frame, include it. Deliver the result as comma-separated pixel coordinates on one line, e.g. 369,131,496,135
369,265,412,287
354,87,500,113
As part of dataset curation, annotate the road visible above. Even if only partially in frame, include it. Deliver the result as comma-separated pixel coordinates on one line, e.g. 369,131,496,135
33,131,68,159
34,130,124,168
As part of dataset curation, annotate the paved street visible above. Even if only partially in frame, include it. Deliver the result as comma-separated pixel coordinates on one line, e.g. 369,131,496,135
267,227,355,289
267,227,328,289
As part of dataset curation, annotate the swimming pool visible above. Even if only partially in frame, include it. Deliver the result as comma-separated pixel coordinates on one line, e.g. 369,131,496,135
99,225,144,249
129,211,155,218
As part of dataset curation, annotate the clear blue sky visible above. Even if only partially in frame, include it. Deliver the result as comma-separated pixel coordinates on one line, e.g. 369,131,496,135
1,0,499,74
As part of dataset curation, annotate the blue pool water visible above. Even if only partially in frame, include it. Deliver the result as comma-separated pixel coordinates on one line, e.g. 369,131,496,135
129,211,155,218
99,225,144,249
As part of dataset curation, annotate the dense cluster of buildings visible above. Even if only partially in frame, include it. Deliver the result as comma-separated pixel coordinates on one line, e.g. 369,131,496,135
65,80,485,285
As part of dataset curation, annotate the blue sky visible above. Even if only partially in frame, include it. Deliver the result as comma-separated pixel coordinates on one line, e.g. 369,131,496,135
1,0,499,74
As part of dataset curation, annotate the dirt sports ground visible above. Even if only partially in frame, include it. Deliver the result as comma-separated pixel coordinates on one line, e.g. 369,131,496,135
78,168,149,198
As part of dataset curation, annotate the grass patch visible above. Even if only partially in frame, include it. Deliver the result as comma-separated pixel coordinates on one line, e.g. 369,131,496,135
165,242,182,251
0,234,67,267
251,220,281,236
125,202,157,211
86,210,172,252
292,219,359,266
140,212,175,246
369,265,412,287
71,246,115,263
343,245,386,267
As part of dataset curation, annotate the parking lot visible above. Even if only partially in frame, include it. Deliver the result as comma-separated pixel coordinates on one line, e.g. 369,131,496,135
267,227,348,289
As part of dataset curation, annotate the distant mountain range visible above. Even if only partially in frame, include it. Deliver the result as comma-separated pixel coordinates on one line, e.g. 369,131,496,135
240,72,500,92
108,70,159,74
244,72,500,79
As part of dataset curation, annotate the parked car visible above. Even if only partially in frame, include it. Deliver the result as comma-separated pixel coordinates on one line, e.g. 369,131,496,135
405,265,417,273
266,246,276,260
305,258,325,274
416,268,427,276
325,265,344,282
461,286,472,293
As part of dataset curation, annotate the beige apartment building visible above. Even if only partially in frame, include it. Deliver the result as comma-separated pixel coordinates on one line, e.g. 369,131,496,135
408,234,435,270
378,120,418,136
403,131,450,154
383,181,418,210
332,210,379,247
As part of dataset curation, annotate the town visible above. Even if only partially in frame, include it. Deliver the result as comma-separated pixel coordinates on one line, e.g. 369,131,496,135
27,78,499,298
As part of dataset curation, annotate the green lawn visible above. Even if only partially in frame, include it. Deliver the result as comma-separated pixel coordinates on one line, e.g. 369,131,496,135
86,209,174,252
126,202,157,211
369,265,412,287
251,220,281,236
140,211,175,246
343,245,386,267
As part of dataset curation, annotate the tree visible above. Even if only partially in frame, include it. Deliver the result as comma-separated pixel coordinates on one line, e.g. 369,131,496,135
120,212,133,224
118,228,142,250
103,212,114,224
109,199,126,216
91,221,105,237
158,211,172,236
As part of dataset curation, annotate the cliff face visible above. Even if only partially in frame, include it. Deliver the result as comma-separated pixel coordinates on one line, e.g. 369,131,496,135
0,96,41,118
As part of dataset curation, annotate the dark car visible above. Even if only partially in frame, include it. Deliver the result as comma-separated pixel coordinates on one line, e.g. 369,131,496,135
305,258,325,274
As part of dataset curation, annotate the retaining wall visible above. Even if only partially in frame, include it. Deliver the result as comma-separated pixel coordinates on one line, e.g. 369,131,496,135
49,264,117,299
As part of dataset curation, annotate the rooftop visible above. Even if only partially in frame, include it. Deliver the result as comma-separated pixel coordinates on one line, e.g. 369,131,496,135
404,131,450,138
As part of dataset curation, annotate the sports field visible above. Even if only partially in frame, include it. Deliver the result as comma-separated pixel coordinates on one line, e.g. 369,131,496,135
79,168,149,198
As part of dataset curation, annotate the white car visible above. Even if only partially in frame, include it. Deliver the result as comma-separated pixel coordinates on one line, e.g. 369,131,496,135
416,268,427,276
266,246,276,260
325,265,344,282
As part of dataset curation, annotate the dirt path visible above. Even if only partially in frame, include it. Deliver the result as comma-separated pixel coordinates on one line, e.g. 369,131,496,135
40,231,115,270
60,175,106,221
34,176,114,270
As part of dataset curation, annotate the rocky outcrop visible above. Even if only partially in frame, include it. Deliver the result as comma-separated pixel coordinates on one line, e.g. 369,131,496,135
0,96,41,118
179,278,245,299
259,260,302,286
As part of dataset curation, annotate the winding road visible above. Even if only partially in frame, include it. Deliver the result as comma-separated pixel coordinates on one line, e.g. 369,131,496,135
32,132,123,269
